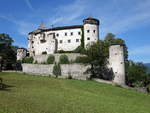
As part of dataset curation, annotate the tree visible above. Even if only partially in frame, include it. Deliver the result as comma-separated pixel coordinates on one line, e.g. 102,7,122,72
104,33,128,61
0,33,17,70
126,61,150,87
53,63,61,77
59,55,70,64
85,41,113,80
104,33,115,41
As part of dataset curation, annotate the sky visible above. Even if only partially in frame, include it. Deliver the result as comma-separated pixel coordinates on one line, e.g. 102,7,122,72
0,0,150,63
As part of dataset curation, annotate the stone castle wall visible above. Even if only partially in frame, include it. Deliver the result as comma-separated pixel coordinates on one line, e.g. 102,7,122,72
22,63,90,80
33,53,85,63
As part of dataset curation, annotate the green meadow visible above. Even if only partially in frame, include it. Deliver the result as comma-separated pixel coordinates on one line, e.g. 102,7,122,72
0,72,150,113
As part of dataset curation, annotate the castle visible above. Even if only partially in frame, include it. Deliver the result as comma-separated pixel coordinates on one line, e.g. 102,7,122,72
17,17,125,85
28,17,99,56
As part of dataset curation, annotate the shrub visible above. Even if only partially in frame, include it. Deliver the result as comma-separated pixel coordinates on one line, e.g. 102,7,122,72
22,57,34,63
53,63,61,77
146,84,150,93
0,77,3,89
74,56,89,64
56,50,73,53
59,55,70,64
47,55,55,64
73,46,86,54
34,60,38,64
42,51,47,55
41,62,47,64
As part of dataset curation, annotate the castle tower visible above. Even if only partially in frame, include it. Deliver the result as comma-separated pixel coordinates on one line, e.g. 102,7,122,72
17,48,27,60
109,45,125,85
83,17,99,47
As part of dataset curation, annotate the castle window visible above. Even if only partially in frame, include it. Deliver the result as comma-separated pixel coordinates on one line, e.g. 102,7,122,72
70,32,73,36
40,40,46,43
60,40,63,43
78,32,81,35
65,33,67,36
68,40,71,43
43,33,46,38
93,30,96,33
76,39,79,42
31,41,34,43
87,30,90,33
87,37,90,40
56,34,59,37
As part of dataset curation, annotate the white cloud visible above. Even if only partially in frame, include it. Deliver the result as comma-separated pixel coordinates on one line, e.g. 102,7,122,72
47,0,88,26
45,0,150,38
24,0,34,11
128,45,150,63
0,15,36,36
129,45,150,56
17,21,36,36
98,0,150,37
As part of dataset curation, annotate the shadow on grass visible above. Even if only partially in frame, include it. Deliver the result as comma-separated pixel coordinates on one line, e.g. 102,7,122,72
0,83,14,91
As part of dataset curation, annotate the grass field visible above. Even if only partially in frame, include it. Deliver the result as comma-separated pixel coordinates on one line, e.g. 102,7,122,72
0,72,150,113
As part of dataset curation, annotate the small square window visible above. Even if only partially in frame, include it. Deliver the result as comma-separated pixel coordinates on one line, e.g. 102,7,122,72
76,39,79,42
56,34,59,37
78,32,81,35
87,30,90,33
87,37,90,40
65,33,67,36
60,40,63,43
68,40,71,43
70,32,73,36
93,30,96,33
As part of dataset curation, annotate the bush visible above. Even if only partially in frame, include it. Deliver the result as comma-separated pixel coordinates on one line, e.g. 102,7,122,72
56,50,73,53
47,55,55,64
22,57,34,63
59,55,70,64
146,84,150,93
0,77,3,89
74,56,89,64
34,60,38,64
42,51,47,55
73,46,86,54
41,62,47,64
53,63,61,77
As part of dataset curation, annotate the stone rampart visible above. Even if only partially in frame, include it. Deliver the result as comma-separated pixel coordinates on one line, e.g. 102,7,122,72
33,53,85,63
22,63,90,80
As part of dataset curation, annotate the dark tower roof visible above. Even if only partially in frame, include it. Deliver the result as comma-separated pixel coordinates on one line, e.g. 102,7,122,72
83,17,100,25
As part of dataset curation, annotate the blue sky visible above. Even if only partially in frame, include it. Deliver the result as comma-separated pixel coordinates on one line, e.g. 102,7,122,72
0,0,150,63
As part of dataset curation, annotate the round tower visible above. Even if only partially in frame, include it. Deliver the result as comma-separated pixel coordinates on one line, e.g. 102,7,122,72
109,45,125,85
83,17,99,47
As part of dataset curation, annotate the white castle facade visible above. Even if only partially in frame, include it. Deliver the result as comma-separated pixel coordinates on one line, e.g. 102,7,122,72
28,17,99,56
17,17,125,85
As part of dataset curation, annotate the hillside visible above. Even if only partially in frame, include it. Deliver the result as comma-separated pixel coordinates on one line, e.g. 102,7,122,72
0,72,150,113
144,63,150,73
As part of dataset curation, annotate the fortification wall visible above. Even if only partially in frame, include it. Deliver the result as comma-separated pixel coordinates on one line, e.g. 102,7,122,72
22,63,90,80
109,45,125,85
33,53,85,63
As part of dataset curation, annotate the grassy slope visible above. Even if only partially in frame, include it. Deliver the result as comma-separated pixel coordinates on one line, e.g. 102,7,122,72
0,72,150,113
